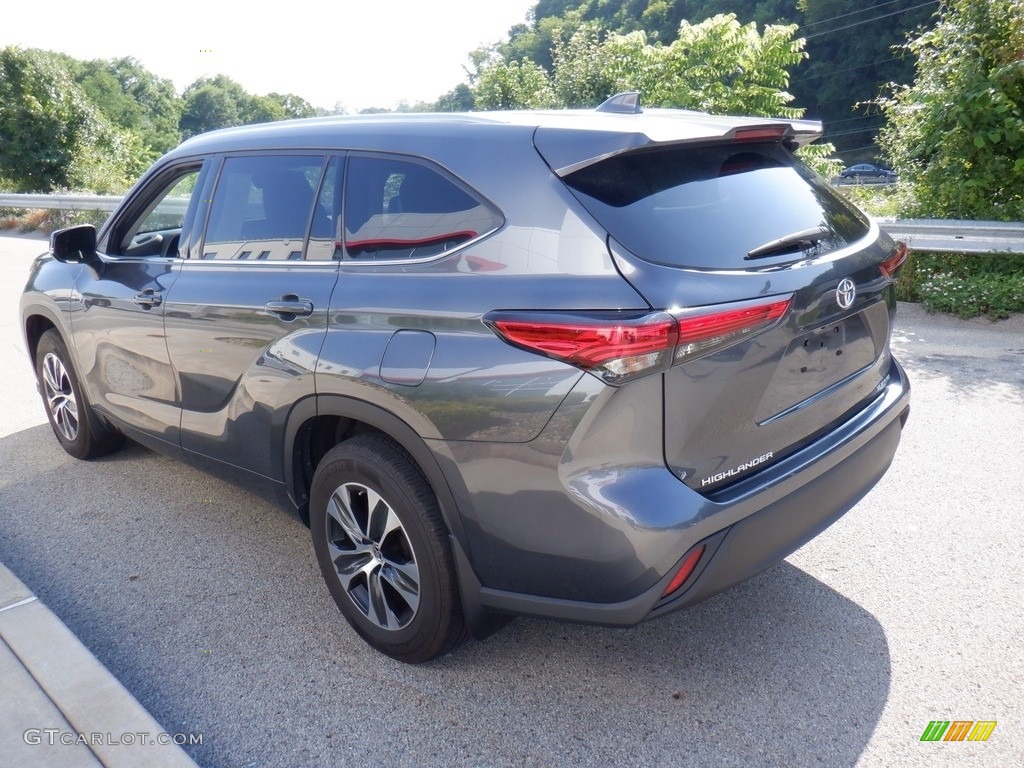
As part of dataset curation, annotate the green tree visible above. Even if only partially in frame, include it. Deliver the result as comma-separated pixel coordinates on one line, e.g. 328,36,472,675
266,92,317,119
501,1,935,157
243,94,287,124
179,75,250,137
73,57,182,157
473,58,557,109
181,77,321,137
879,0,1024,220
794,0,935,159
549,14,806,117
434,83,476,112
0,47,142,192
657,14,806,116
551,23,614,107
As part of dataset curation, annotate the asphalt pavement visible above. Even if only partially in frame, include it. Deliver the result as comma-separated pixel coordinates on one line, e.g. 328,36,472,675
1,231,1021,767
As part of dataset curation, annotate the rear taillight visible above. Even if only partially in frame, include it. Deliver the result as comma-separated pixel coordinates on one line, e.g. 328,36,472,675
880,242,908,280
485,296,791,386
673,296,792,364
485,311,678,385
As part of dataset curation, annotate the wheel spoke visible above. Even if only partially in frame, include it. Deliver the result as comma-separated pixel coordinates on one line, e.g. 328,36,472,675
366,568,401,630
43,362,59,393
327,537,374,564
368,498,403,544
330,547,377,591
55,401,79,441
326,488,366,546
380,559,420,614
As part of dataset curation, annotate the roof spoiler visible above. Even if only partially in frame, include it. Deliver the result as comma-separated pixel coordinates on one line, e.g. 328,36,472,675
592,93,821,147
536,99,825,176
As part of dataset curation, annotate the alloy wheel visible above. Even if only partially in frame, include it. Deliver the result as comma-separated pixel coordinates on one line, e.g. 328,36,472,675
42,352,79,441
324,482,420,631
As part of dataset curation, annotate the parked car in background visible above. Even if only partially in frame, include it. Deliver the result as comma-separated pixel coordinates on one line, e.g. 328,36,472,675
839,163,898,182
21,94,910,663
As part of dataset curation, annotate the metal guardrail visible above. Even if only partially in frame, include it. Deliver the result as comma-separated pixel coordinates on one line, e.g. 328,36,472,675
2,193,1021,255
876,218,1024,255
831,177,897,187
0,193,122,212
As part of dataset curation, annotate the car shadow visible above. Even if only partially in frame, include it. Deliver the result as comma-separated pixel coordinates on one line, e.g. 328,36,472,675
429,566,889,766
0,424,890,768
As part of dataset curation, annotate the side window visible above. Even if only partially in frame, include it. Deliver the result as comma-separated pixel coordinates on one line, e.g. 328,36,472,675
117,167,201,258
343,155,502,261
202,155,325,260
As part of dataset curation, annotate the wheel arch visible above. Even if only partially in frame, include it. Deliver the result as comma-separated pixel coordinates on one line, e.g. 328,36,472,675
284,395,468,543
23,309,62,366
284,394,501,638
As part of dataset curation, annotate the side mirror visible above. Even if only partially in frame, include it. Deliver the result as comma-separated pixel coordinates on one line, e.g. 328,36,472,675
50,225,98,264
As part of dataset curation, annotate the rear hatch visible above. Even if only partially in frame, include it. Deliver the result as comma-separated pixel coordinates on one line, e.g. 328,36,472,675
546,130,904,492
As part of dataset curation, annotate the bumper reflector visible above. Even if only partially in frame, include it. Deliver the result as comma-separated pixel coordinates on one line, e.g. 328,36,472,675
663,545,706,598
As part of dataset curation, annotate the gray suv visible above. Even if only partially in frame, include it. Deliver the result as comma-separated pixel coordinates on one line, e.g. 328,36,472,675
21,97,910,662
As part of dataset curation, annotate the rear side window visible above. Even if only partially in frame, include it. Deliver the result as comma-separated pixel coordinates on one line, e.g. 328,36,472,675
343,155,501,261
202,155,326,260
564,142,870,270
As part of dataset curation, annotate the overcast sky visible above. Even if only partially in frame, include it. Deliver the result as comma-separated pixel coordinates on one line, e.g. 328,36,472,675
3,0,536,111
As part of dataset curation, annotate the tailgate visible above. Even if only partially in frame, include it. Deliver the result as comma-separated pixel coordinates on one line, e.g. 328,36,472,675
560,138,906,492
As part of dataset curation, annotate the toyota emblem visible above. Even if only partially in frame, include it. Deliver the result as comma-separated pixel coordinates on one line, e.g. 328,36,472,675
836,278,856,310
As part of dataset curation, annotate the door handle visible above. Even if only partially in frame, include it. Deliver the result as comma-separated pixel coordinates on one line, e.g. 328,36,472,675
132,290,162,308
264,296,314,319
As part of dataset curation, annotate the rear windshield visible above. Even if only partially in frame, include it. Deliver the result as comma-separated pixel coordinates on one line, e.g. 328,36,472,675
563,142,870,269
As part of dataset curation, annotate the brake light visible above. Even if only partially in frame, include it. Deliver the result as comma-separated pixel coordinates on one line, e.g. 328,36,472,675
663,545,705,598
732,126,787,142
485,297,791,385
880,242,908,280
674,297,792,364
485,312,678,385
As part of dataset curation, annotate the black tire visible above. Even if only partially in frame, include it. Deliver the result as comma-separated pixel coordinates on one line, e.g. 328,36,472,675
310,434,468,663
35,329,124,460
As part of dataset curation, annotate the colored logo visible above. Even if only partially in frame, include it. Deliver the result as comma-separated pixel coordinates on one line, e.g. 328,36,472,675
920,721,996,742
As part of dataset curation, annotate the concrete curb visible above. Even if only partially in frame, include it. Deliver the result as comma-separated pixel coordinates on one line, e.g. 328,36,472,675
0,562,199,768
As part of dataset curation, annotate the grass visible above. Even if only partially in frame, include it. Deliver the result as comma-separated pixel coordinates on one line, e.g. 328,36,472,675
836,183,917,219
0,207,109,234
897,251,1024,320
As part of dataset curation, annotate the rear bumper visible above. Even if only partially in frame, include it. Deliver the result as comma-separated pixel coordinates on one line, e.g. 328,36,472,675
463,357,910,627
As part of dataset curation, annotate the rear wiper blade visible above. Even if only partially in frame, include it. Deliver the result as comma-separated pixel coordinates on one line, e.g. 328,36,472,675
745,226,830,260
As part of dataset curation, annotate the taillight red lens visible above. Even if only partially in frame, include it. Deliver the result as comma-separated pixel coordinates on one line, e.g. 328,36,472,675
880,242,908,280
732,126,787,142
489,315,677,368
486,311,678,385
485,297,791,385
663,545,705,598
674,297,792,364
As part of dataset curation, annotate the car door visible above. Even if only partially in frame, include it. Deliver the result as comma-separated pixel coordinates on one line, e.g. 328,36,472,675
70,161,207,447
162,153,341,481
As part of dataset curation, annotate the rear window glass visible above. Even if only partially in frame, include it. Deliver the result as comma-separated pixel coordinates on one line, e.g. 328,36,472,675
343,155,502,261
564,142,870,269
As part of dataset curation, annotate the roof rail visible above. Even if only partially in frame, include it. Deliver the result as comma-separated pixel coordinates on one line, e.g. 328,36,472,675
596,92,642,114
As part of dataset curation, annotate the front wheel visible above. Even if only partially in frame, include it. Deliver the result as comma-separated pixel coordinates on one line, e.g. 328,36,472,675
310,434,468,663
35,329,124,459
